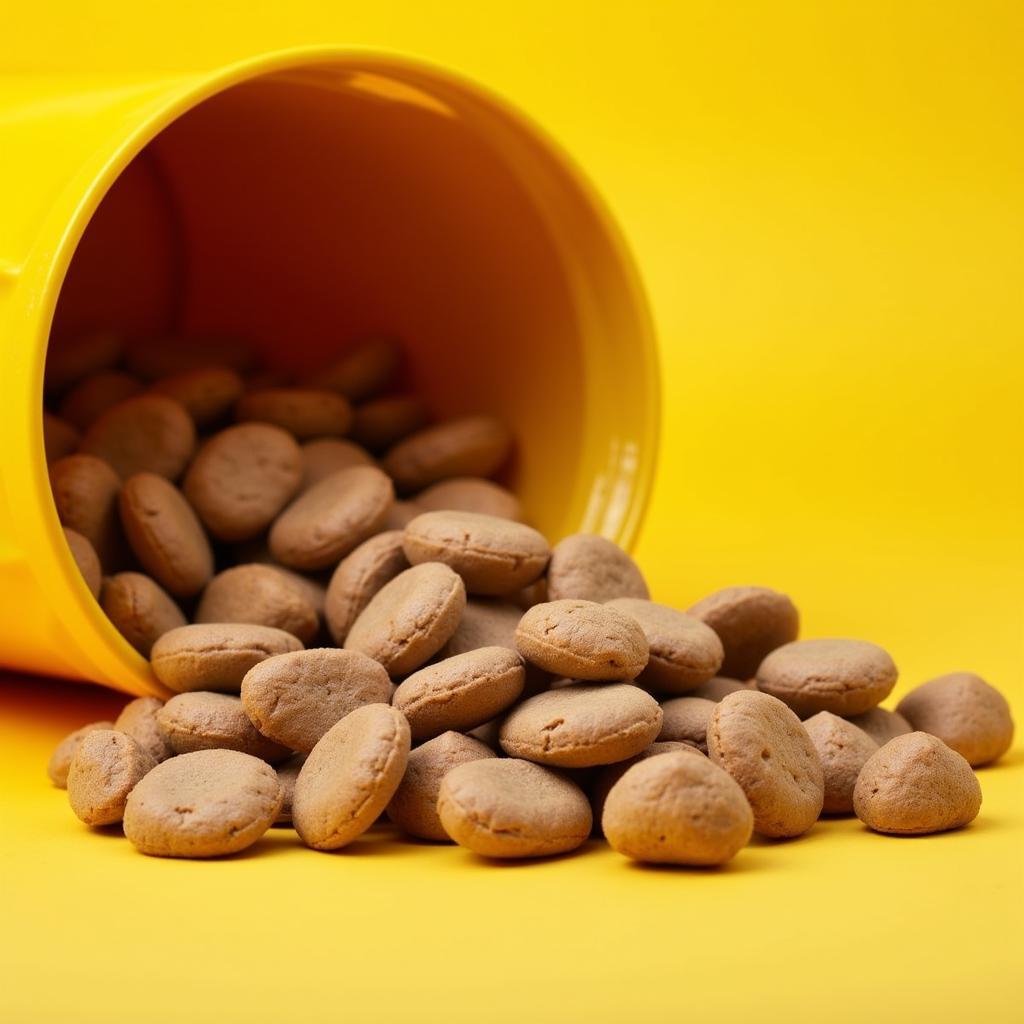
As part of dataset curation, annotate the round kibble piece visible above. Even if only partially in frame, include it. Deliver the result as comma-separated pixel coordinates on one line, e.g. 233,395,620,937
499,684,663,768
50,454,126,570
274,754,305,825
546,533,649,603
67,730,156,826
690,676,757,702
157,692,291,762
305,337,401,401
603,752,754,866
382,415,512,494
43,412,81,463
707,690,824,838
415,478,522,522
403,510,549,595
438,758,592,858
47,721,116,788
151,623,304,693
591,741,702,826
895,673,1014,767
688,586,800,681
757,638,898,717
299,438,375,490
59,371,143,430
123,749,283,857
344,563,466,677
269,465,394,571
64,528,101,598
45,331,123,396
151,366,244,428
845,707,912,746
80,394,195,480
515,600,649,681
101,573,187,657
119,473,214,598
292,704,411,851
853,732,983,835
393,647,526,742
325,531,408,644
183,423,303,542
196,564,319,644
606,599,724,693
803,711,880,814
351,396,427,453
114,696,175,764
658,697,717,753
386,731,496,841
241,648,392,753
236,387,352,439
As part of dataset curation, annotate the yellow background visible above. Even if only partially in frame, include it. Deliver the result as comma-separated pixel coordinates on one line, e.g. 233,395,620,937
2,2,1021,1021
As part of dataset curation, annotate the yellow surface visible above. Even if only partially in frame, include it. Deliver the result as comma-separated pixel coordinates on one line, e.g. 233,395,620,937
2,2,1022,1022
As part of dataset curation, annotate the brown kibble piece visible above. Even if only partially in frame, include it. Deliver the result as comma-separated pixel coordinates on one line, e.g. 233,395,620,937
386,731,496,841
853,732,982,834
183,423,303,542
304,337,401,401
114,696,175,764
590,741,702,826
393,647,526,741
49,454,126,569
415,478,523,522
274,754,305,825
515,599,649,681
80,394,195,480
119,473,214,598
437,758,592,858
67,730,156,826
499,684,663,768
102,573,186,657
688,585,800,681
293,704,411,850
299,438,375,491
325,531,408,644
382,415,512,494
59,371,143,430
606,599,724,693
689,676,757,702
241,648,392,753
63,527,101,598
803,711,880,814
658,697,716,753
151,623,304,693
344,563,466,677
603,752,754,866
896,673,1014,767
757,638,898,717
236,388,352,439
123,749,283,857
707,690,824,838
403,510,549,596
43,412,81,463
269,465,394,571
47,721,116,788
845,707,912,746
157,692,291,762
45,331,123,395
546,533,649,603
351,396,427,453
151,366,244,427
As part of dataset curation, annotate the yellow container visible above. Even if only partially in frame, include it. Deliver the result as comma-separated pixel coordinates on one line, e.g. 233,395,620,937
0,47,658,698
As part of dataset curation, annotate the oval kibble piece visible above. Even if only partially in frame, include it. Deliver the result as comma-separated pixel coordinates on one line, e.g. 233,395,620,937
156,692,291,763
101,573,187,657
196,564,319,645
150,366,244,427
853,732,982,835
603,752,754,866
123,749,283,857
382,415,512,494
393,647,526,742
438,758,592,858
59,371,143,430
688,585,800,681
269,465,394,571
80,394,195,480
43,412,81,463
499,684,663,768
351,396,427,453
241,648,392,753
590,741,702,827
415,477,523,522
895,673,1015,767
63,528,102,598
757,638,898,717
515,600,649,681
119,473,214,599
304,337,401,401
403,510,549,596
803,711,880,814
325,531,408,644
344,563,466,677
292,704,411,851
273,754,305,826
707,690,824,837
689,676,757,702
606,599,724,693
114,696,175,764
45,331,123,396
47,721,116,788
546,533,649,603
151,623,304,693
236,387,353,439
183,423,303,542
386,731,496,841
845,707,912,746
67,730,156,826
50,454,126,570
299,438,375,491
658,697,717,753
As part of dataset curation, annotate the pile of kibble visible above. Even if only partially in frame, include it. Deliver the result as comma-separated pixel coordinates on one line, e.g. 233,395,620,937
44,332,1015,864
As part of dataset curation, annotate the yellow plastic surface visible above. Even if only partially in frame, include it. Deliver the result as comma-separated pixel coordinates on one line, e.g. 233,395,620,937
1,3,1022,1022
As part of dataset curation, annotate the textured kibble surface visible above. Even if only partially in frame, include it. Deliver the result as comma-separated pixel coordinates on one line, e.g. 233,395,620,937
415,477,522,522
844,707,913,746
325,531,409,644
803,711,880,814
101,573,187,657
47,721,116,788
156,692,292,762
658,696,716,752
67,730,156,826
114,697,175,764
546,533,649,603
591,741,704,826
